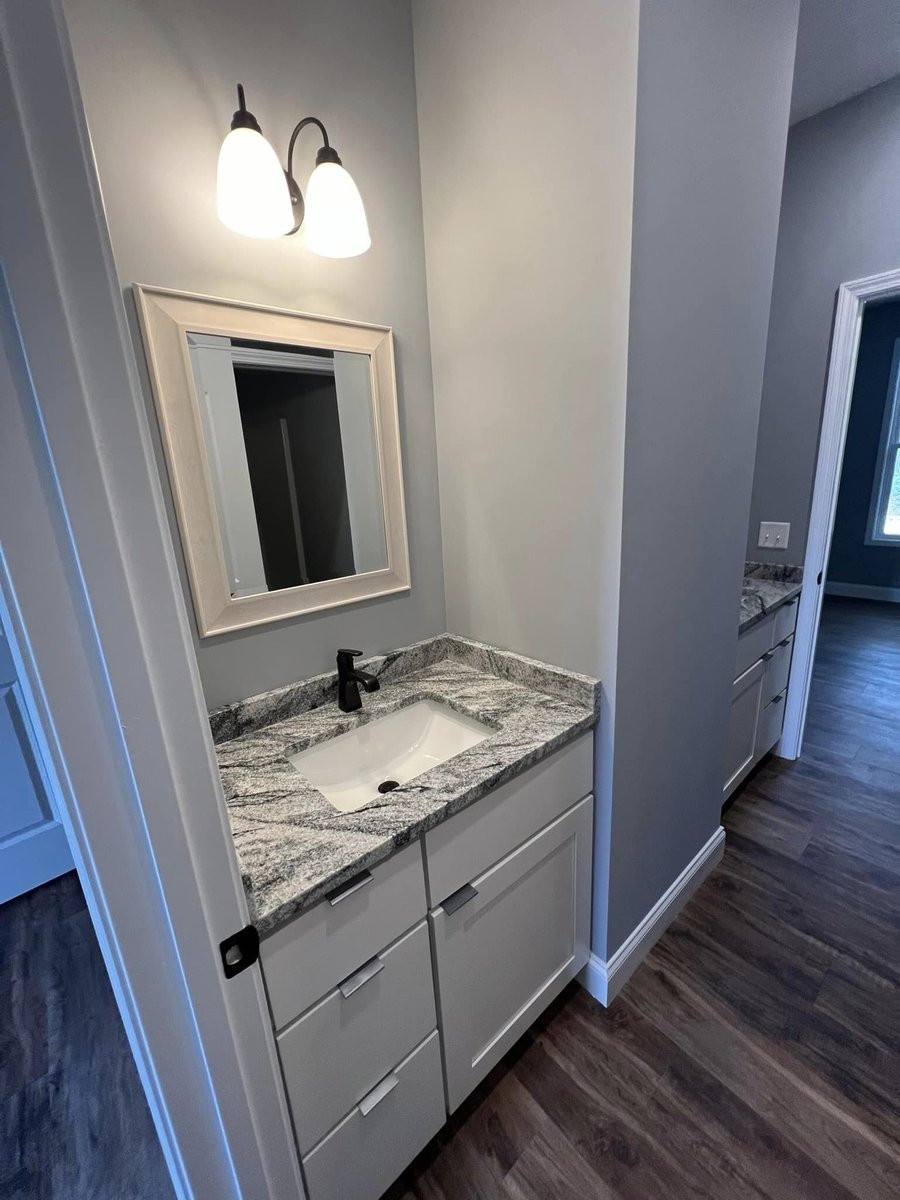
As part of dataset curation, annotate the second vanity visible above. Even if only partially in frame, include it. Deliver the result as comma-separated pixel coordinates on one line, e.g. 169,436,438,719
210,635,599,1200
724,562,803,800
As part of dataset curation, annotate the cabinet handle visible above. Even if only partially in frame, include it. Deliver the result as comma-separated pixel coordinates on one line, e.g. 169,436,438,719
325,869,373,906
358,1071,399,1117
772,693,784,705
338,955,385,999
761,650,775,662
442,882,479,915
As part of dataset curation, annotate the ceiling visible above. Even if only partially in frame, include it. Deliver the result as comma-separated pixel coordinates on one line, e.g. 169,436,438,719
790,0,900,125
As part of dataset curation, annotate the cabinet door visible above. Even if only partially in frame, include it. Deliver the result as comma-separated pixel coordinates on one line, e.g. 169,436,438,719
430,796,592,1112
723,658,764,800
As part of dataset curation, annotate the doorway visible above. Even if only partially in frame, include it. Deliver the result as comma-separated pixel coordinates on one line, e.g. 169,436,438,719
782,267,900,758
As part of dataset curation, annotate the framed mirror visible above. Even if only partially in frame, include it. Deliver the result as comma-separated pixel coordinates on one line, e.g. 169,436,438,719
134,286,410,637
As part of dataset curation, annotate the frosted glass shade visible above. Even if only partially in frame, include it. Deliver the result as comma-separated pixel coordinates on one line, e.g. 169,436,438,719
217,127,293,238
304,162,371,258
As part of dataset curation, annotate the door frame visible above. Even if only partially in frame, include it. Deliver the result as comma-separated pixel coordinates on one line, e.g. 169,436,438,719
781,265,900,758
0,3,304,1197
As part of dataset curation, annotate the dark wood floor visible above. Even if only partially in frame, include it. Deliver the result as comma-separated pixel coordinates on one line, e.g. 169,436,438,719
386,596,900,1200
0,871,174,1200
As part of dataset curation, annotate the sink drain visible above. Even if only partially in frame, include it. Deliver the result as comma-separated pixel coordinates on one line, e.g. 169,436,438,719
377,779,400,794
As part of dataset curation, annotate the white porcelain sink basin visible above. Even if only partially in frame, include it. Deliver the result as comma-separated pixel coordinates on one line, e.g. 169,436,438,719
287,699,491,813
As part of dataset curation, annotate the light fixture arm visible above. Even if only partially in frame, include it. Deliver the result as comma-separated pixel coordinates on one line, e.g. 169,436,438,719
284,116,342,236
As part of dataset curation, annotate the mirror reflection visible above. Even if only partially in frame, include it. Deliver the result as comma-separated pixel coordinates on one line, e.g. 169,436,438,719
187,334,387,598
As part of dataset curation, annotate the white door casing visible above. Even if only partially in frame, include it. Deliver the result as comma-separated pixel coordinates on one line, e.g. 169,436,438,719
0,3,304,1197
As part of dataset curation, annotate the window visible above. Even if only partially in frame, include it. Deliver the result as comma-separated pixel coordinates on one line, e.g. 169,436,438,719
867,338,900,543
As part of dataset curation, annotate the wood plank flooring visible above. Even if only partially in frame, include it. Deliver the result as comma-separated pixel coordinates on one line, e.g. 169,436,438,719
0,871,174,1200
385,597,900,1200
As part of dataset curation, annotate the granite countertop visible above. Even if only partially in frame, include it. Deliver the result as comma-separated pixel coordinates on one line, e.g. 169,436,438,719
740,561,803,634
210,635,600,936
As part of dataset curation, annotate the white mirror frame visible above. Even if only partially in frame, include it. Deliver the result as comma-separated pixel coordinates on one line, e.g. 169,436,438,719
133,285,410,637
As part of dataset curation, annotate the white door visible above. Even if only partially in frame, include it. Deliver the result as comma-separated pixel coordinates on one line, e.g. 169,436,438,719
0,621,72,904
430,796,593,1112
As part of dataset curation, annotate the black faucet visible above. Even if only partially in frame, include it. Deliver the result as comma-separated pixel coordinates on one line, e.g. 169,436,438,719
336,648,380,713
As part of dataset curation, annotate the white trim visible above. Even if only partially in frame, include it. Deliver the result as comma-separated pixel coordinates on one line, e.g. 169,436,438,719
825,581,900,603
579,826,725,1006
0,4,305,1197
782,265,900,760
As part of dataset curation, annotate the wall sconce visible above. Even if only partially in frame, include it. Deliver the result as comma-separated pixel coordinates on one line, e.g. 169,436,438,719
217,84,371,258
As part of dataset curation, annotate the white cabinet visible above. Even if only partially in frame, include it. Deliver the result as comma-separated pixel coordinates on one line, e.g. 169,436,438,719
278,921,436,1153
261,840,427,1029
301,1032,445,1200
724,600,798,801
260,736,595,1200
424,735,592,906
724,660,765,796
430,795,593,1112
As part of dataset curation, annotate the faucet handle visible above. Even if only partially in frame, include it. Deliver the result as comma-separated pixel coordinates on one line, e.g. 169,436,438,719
337,648,362,660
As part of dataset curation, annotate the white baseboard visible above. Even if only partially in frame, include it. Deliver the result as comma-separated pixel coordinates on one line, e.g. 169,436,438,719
825,581,900,603
579,826,725,1006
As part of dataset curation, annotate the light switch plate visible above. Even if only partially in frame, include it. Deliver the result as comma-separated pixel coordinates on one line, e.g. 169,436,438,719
758,521,790,550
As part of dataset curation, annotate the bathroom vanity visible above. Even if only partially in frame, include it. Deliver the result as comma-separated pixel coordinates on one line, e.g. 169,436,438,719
724,563,802,799
211,635,598,1200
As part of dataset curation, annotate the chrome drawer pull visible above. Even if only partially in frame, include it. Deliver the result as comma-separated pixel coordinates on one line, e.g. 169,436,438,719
325,869,373,906
339,955,385,999
358,1071,399,1117
442,882,478,916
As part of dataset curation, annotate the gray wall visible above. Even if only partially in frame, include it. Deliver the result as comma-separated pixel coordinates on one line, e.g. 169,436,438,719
62,0,446,709
606,0,798,952
414,0,798,959
828,298,900,589
748,75,900,564
412,0,637,679
412,0,638,959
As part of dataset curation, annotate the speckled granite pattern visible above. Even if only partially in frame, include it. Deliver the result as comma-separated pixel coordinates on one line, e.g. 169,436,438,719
740,561,803,633
213,637,599,935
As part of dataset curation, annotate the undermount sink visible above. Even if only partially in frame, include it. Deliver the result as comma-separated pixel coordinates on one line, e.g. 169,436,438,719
287,699,492,813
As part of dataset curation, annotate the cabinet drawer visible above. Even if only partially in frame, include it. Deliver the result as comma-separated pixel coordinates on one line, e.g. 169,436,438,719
773,597,799,644
424,734,592,906
431,795,592,1112
278,921,436,1153
756,690,786,758
735,613,774,679
301,1031,445,1200
261,841,427,1029
761,635,793,708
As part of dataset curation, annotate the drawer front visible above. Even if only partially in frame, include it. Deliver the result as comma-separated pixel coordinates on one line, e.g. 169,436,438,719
278,921,436,1153
756,690,786,759
735,612,775,679
431,796,593,1112
261,841,427,1029
761,635,793,708
424,733,592,907
773,596,799,644
301,1031,445,1200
